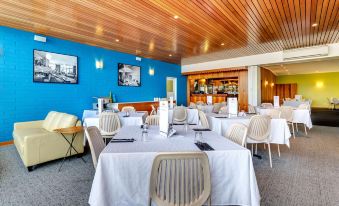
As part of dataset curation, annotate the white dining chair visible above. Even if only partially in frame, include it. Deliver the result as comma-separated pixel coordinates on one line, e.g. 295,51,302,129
224,123,248,147
247,115,272,168
145,115,159,126
196,100,205,105
189,102,197,109
121,106,136,113
212,103,222,113
149,152,211,206
150,105,157,116
298,103,310,110
198,110,209,129
332,98,339,110
327,97,334,110
261,103,274,108
172,106,187,125
219,106,228,114
85,126,106,169
248,104,256,114
279,106,295,139
267,109,281,119
99,111,121,144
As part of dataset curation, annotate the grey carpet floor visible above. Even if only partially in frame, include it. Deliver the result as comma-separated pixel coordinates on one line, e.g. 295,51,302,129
0,125,339,206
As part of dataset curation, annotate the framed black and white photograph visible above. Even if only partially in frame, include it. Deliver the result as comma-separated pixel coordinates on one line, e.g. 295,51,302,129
118,63,141,87
33,50,78,84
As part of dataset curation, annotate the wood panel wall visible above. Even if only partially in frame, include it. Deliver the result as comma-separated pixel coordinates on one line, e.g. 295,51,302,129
185,68,248,111
261,68,277,103
275,84,298,103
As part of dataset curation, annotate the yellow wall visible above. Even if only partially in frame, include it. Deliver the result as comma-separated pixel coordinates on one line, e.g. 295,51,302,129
167,79,173,92
277,72,339,108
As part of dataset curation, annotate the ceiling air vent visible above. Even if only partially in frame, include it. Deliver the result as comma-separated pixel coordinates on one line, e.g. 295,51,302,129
283,45,329,60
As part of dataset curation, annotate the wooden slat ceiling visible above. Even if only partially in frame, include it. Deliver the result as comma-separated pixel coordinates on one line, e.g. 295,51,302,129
0,0,338,64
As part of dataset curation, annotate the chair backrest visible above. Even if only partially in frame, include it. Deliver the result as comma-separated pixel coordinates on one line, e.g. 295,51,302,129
198,110,209,129
261,103,273,108
149,152,211,206
173,106,187,123
99,112,121,135
219,106,228,114
333,98,339,104
298,103,310,110
247,115,271,141
248,104,256,114
189,102,197,109
212,103,222,113
267,109,281,118
196,101,205,105
121,106,136,113
146,115,160,126
150,105,157,116
225,123,248,147
85,126,106,169
279,106,293,122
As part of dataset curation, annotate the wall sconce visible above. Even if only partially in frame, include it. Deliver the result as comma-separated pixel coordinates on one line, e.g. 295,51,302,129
271,82,274,87
148,68,155,76
316,81,324,88
95,60,104,69
264,80,268,87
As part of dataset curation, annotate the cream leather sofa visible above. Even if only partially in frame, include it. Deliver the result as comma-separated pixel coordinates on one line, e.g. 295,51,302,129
13,111,84,171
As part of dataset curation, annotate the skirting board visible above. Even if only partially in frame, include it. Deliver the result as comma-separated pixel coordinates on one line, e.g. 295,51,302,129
0,140,14,147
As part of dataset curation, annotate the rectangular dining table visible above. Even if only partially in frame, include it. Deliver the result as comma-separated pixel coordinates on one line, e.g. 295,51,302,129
88,126,260,206
207,113,292,147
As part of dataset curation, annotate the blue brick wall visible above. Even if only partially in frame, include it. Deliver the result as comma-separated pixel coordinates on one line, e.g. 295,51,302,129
0,26,186,142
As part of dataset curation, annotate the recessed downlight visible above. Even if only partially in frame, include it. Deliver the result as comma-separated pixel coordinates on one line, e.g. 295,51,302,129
169,54,172,57
174,15,179,19
312,23,318,27
115,39,120,42
221,43,225,46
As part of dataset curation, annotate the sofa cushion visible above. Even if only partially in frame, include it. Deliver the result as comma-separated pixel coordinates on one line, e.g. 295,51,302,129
13,128,50,154
42,111,78,132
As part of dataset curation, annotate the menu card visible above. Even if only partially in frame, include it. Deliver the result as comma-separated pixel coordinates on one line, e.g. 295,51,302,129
159,100,169,137
227,97,238,117
274,96,280,108
207,95,213,105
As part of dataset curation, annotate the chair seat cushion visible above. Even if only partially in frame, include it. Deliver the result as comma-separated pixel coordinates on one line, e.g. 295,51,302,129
13,128,50,154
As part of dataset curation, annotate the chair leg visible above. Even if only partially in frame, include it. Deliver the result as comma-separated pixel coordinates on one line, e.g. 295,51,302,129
291,123,295,139
295,123,299,132
304,124,308,135
263,144,266,150
255,144,258,154
268,143,272,168
251,144,253,157
277,144,280,157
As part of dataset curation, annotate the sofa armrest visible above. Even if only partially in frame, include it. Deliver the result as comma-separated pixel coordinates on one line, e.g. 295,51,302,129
14,120,44,130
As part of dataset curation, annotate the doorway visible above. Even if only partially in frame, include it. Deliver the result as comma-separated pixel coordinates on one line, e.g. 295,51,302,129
166,77,177,101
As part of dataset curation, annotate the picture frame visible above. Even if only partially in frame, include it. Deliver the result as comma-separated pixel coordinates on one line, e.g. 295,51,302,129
118,63,141,87
33,49,78,84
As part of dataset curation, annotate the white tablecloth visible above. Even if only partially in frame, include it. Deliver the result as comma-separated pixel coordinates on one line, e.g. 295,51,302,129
197,105,214,113
82,110,147,127
207,113,291,147
89,126,260,206
258,108,313,129
158,108,199,125
283,100,310,107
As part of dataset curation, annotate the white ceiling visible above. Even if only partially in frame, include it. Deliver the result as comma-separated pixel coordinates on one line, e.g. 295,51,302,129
263,58,339,76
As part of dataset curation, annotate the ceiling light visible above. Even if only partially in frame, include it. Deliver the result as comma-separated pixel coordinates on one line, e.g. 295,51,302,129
174,15,179,19
312,23,318,27
115,39,120,42
169,54,172,57
221,43,225,46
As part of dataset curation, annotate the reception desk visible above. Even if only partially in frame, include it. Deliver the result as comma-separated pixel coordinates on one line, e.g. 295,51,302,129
190,94,228,104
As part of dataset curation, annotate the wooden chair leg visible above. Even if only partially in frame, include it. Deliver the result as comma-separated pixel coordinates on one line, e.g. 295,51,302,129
268,143,272,168
255,144,258,154
277,144,280,157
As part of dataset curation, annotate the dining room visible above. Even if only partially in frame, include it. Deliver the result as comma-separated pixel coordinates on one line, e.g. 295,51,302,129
0,1,339,206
